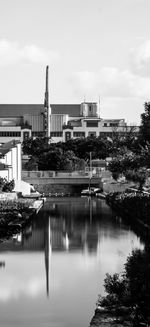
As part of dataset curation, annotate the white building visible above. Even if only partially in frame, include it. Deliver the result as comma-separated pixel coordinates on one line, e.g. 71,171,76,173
0,140,21,181
0,102,139,144
0,140,37,195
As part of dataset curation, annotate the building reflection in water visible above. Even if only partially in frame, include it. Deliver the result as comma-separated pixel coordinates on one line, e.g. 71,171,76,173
44,218,51,297
0,197,139,298
10,197,103,296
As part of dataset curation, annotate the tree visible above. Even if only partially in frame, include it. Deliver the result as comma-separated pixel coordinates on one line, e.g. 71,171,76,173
125,168,148,191
0,178,15,192
22,137,50,156
140,102,150,143
98,249,150,325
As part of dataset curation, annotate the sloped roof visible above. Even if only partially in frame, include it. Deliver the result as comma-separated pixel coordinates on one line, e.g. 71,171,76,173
51,104,80,116
0,140,20,156
0,104,43,116
0,104,81,117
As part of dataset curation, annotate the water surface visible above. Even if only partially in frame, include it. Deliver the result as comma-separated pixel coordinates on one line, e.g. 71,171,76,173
0,197,143,327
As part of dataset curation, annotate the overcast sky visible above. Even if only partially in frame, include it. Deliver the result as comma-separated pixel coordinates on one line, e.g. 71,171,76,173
0,0,150,124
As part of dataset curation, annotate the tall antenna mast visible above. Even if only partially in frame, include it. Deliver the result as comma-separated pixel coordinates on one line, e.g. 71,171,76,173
44,65,50,138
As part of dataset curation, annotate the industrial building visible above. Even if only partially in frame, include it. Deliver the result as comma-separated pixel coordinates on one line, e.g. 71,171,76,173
0,66,139,144
0,101,139,144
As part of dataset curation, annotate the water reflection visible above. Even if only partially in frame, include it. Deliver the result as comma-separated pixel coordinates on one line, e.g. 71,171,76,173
0,197,144,327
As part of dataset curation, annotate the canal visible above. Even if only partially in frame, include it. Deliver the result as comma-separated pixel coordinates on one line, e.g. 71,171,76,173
0,196,144,327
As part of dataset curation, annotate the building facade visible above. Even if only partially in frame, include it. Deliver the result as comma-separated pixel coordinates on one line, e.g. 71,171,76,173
0,140,21,181
0,102,139,144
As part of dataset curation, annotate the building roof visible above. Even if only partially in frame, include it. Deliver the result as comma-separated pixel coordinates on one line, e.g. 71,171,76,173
0,140,20,156
51,104,81,116
0,104,44,117
0,104,81,117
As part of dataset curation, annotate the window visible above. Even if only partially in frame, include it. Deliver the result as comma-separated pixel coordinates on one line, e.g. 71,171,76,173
86,121,98,127
65,131,71,141
103,123,107,127
73,132,85,138
23,131,29,141
50,132,63,137
32,132,45,137
99,132,113,138
0,131,21,137
88,131,96,137
110,123,118,127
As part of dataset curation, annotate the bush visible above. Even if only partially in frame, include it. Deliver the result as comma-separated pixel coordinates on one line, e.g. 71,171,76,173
98,249,150,325
0,178,15,193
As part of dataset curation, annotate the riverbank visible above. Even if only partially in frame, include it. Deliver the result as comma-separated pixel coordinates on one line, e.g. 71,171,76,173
90,306,132,327
106,191,150,245
90,189,150,327
0,197,44,242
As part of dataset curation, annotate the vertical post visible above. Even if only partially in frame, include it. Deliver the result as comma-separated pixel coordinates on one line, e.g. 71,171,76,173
89,152,92,190
90,151,92,176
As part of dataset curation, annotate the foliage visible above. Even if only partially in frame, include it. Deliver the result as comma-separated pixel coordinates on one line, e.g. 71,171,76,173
25,156,38,171
0,177,6,191
0,199,34,212
2,179,15,192
125,168,148,191
108,152,142,176
140,102,150,144
106,192,150,225
108,147,150,187
22,136,114,171
98,249,150,325
98,273,128,308
21,125,145,172
0,178,15,193
22,137,50,156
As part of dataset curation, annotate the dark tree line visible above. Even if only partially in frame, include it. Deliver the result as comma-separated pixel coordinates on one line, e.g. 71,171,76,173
22,102,150,172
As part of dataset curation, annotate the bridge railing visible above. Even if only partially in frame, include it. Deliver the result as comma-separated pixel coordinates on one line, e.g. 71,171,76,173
22,170,93,178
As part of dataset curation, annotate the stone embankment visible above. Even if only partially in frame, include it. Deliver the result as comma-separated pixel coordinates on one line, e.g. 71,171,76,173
0,196,44,242
90,306,132,327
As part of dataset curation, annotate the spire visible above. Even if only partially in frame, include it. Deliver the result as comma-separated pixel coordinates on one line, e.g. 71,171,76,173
44,66,51,138
44,66,49,109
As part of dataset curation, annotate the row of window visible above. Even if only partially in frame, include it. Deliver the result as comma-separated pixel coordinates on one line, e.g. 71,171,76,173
32,132,45,137
73,132,85,137
0,130,138,139
50,132,63,137
0,132,21,137
86,122,119,128
103,123,119,127
86,121,98,127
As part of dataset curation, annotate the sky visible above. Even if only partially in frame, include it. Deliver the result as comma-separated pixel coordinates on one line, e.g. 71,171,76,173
0,0,150,124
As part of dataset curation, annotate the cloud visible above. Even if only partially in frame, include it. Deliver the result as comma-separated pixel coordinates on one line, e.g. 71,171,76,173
130,40,150,76
70,67,150,100
0,39,60,66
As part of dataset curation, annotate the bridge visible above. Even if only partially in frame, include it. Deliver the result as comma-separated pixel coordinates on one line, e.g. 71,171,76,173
22,170,104,194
